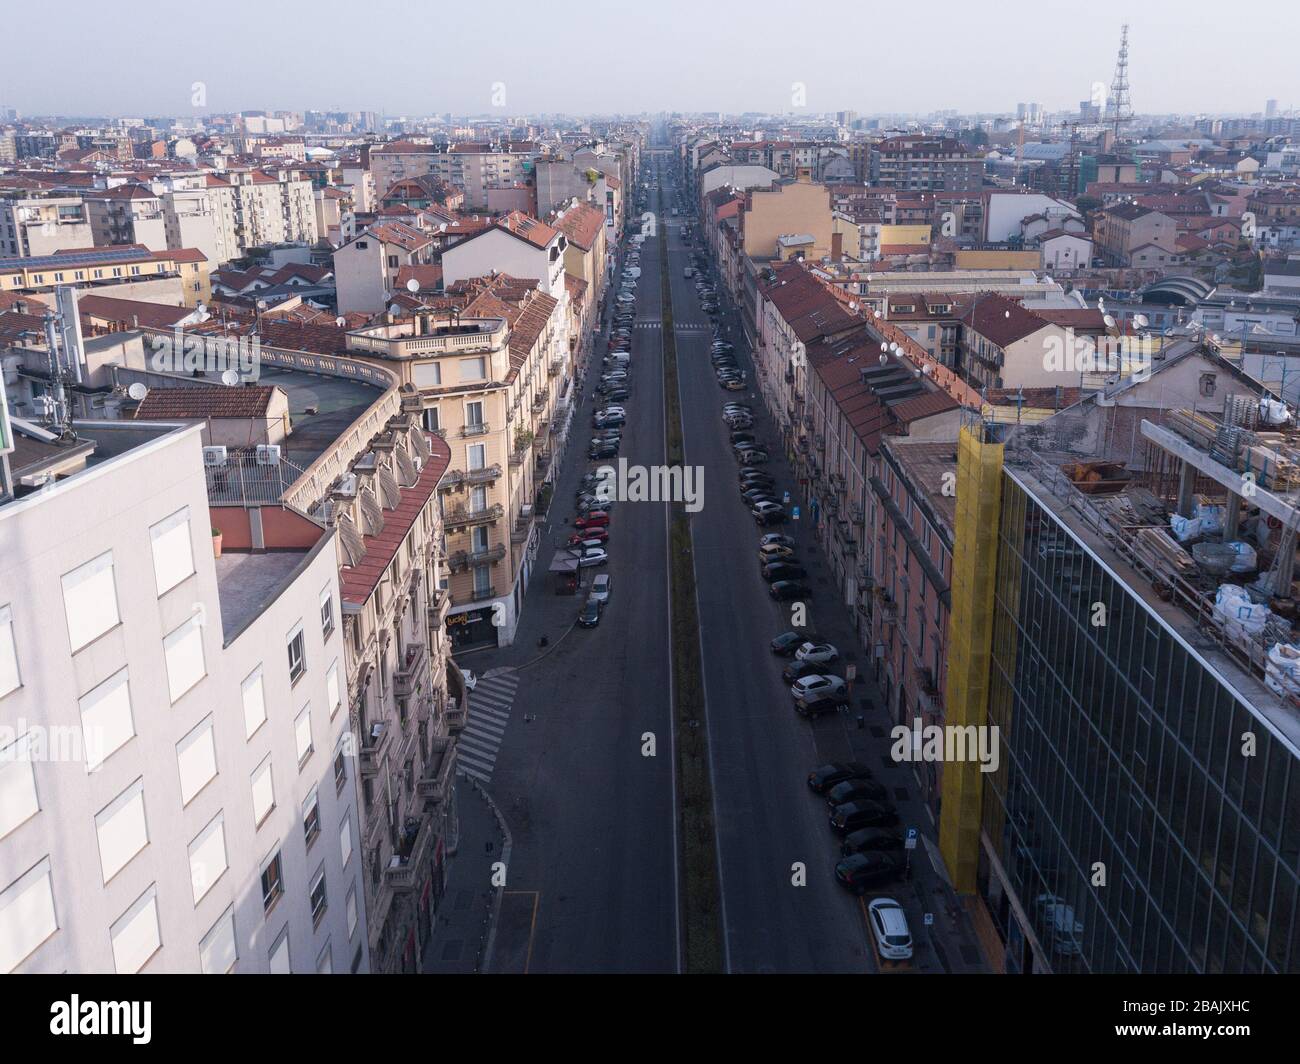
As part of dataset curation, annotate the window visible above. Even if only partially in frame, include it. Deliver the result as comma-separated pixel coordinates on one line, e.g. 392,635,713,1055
110,885,161,974
334,744,348,794
257,851,285,917
62,552,120,652
199,907,237,974
309,867,328,927
458,356,487,381
95,779,148,884
251,757,275,827
0,733,39,840
163,616,206,702
149,508,195,596
346,886,358,938
302,789,320,849
80,668,135,772
0,604,20,697
326,660,341,719
294,705,314,766
268,927,290,973
0,858,58,973
188,814,228,904
287,624,306,683
422,405,441,431
242,667,267,739
467,443,486,471
176,717,217,806
339,814,353,867
465,400,484,427
319,587,334,638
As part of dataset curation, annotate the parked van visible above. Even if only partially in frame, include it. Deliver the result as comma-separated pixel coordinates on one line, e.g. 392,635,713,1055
684,266,694,278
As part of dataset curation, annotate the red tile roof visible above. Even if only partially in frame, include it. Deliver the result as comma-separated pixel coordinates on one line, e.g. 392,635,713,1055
134,386,277,420
339,433,452,607
552,201,605,250
957,292,1049,347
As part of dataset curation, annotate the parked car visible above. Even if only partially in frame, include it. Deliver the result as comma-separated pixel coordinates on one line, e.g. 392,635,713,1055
576,548,608,568
794,693,844,718
604,388,630,402
730,431,757,447
759,543,796,565
782,659,835,684
589,573,613,605
567,529,608,546
760,533,796,548
835,853,908,895
589,443,619,459
840,828,904,857
795,642,839,665
762,561,807,582
867,898,914,959
738,448,770,464
578,598,603,628
825,779,889,808
574,511,610,530
791,674,846,703
721,378,746,391
829,800,900,833
752,501,786,524
769,580,810,601
807,762,874,794
771,631,804,655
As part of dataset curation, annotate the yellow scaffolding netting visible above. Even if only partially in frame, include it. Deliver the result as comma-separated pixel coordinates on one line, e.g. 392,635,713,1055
938,423,1003,894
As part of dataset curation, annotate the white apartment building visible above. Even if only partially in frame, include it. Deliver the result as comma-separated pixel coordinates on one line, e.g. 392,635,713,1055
153,175,232,267
0,421,368,973
0,195,93,258
370,142,538,210
440,212,569,302
206,170,319,256
84,186,168,252
333,221,436,315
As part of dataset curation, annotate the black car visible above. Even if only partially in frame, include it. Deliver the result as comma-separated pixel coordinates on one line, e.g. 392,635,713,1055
730,432,757,447
771,631,804,656
834,851,907,894
782,659,834,685
578,598,602,628
825,779,889,808
840,828,905,857
769,580,810,601
762,562,808,583
807,762,874,793
604,389,630,402
829,800,900,834
794,693,843,718
589,444,619,460
739,471,774,486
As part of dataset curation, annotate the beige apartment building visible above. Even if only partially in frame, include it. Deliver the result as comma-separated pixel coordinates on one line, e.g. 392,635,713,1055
742,171,837,262
344,282,572,649
0,194,93,257
84,185,168,251
370,142,539,211
205,170,319,255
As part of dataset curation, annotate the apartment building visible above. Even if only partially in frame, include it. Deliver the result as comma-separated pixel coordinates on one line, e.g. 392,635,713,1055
344,285,571,649
0,193,93,257
741,170,837,262
84,185,168,251
205,170,319,256
440,211,569,302
871,136,983,194
370,142,539,211
1093,203,1179,267
0,421,366,973
333,222,436,315
0,245,211,306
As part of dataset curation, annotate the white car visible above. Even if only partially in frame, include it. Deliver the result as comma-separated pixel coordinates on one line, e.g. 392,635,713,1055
790,675,846,702
576,548,608,568
867,898,913,961
590,573,613,604
461,669,478,692
597,406,626,416
795,642,839,665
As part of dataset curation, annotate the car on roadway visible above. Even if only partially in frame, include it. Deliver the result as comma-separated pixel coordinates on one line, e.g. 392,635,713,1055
760,533,796,548
589,443,619,460
829,800,900,833
762,561,807,582
759,543,796,565
578,598,603,628
771,631,804,655
825,778,889,808
791,674,846,703
574,511,610,530
867,898,914,960
567,529,608,547
738,448,770,464
795,642,839,665
835,853,908,895
769,580,810,601
782,659,836,684
752,501,786,524
575,548,608,568
807,762,874,793
840,828,905,857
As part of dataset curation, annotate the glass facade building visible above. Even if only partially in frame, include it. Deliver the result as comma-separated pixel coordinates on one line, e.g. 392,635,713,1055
978,471,1300,973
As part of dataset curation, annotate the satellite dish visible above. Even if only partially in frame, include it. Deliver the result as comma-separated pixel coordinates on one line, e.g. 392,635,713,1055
335,316,346,328
196,302,208,316
221,369,240,386
921,363,933,375
256,299,268,310
848,301,857,311
880,342,888,352
406,278,420,293
127,382,149,401
1103,313,1117,330
388,304,402,316
878,354,888,365
1133,314,1149,328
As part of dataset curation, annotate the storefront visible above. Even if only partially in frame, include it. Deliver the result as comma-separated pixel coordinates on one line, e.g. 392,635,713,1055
447,605,498,651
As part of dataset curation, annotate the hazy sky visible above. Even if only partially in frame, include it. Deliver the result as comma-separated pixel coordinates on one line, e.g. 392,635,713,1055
3,0,1296,118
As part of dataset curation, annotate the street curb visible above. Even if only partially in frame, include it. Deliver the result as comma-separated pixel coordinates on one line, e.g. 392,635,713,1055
513,619,579,672
469,775,513,975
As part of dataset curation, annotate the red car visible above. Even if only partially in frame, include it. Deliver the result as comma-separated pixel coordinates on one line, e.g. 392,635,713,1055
567,529,608,546
574,511,610,529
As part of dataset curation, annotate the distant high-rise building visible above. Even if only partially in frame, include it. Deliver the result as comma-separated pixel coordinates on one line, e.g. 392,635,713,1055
1266,99,1279,119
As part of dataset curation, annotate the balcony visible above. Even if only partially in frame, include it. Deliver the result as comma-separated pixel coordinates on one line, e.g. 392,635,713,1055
427,586,451,628
446,543,507,571
384,813,434,892
443,502,504,529
394,641,427,699
466,584,497,604
460,422,490,438
358,721,390,778
548,358,563,377
446,693,468,734
534,451,553,477
512,504,535,544
532,392,547,412
439,464,502,490
417,735,457,806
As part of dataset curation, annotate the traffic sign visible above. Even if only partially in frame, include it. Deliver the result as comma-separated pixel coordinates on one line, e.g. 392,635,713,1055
905,827,918,850
792,506,800,521
923,912,934,927
845,664,857,682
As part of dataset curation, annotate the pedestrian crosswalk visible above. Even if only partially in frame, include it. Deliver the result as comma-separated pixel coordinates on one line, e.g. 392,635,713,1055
455,669,520,783
674,323,711,331
634,321,662,329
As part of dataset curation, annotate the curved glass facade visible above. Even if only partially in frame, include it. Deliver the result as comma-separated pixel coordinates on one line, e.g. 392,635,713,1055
979,474,1300,973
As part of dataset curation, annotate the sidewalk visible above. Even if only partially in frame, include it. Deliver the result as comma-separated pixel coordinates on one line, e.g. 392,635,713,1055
420,778,507,974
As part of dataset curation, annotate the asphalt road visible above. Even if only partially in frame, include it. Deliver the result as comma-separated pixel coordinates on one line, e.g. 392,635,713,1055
485,192,680,973
659,167,878,972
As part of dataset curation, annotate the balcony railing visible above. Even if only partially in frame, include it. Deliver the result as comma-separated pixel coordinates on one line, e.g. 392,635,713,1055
446,694,468,734
439,464,502,490
460,422,490,438
447,543,507,571
417,735,457,805
443,502,504,529
384,814,434,892
394,641,427,699
358,721,390,777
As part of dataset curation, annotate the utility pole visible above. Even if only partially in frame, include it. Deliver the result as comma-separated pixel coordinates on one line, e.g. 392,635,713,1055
1106,24,1133,143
